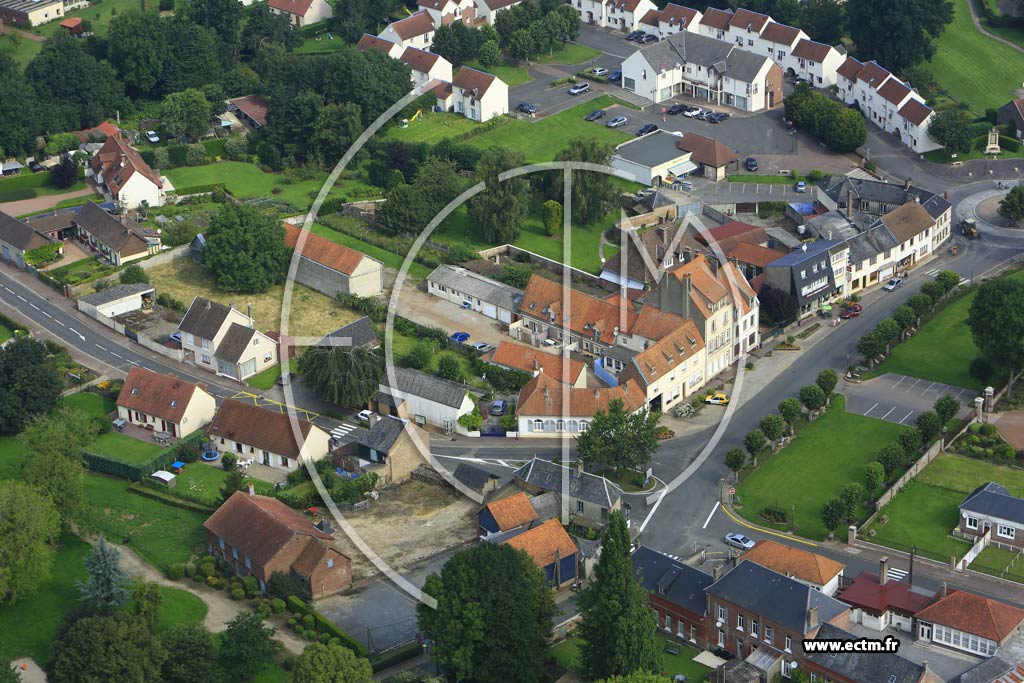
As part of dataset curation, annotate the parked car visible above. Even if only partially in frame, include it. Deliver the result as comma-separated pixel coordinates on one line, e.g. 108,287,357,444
584,109,607,121
637,123,658,136
28,161,45,173
666,103,689,115
607,116,628,128
710,112,730,123
472,342,493,353
846,303,863,313
696,110,714,121
357,409,374,422
638,33,658,43
745,157,758,172
626,30,645,41
592,67,609,77
145,130,160,143
450,331,470,343
684,107,703,118
704,392,730,405
608,70,622,81
516,102,538,114
839,308,860,319
170,332,182,344
794,181,807,193
725,533,756,551
568,82,591,95
490,400,507,416
882,278,903,292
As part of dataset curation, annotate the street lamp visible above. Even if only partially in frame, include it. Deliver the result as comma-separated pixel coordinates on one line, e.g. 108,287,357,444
791,504,796,532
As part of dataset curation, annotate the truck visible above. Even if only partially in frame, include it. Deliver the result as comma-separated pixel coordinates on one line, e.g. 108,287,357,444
960,218,980,239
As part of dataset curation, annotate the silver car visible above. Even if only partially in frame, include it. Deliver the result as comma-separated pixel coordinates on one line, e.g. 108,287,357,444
606,116,628,128
725,533,756,551
568,82,591,96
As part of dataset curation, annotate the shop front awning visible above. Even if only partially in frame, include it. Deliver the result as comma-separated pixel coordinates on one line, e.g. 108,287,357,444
667,160,698,176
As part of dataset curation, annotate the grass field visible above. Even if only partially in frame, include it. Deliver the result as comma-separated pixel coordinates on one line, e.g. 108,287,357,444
0,33,42,67
930,0,1024,113
916,454,1024,496
0,534,90,665
145,258,359,339
867,480,972,561
309,222,432,280
293,34,348,54
62,392,116,419
551,636,710,681
174,462,274,506
874,270,1024,389
970,546,1024,582
154,585,209,635
463,60,533,87
246,358,299,391
536,43,602,65
737,396,907,541
89,432,165,464
924,135,1024,163
386,111,485,145
0,324,13,344
81,474,207,571
0,170,88,203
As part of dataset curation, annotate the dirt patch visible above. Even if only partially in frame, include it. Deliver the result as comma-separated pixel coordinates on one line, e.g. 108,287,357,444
994,409,1024,451
332,480,476,582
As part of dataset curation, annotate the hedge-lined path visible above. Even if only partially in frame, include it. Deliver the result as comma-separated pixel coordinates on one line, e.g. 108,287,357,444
112,540,307,655
0,186,95,218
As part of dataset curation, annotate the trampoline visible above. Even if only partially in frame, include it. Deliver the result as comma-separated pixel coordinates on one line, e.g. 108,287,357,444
201,442,220,462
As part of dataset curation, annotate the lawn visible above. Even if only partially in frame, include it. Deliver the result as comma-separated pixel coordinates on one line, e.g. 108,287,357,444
924,134,1024,163
247,357,299,391
915,453,1024,496
0,33,42,67
80,474,207,571
0,435,25,480
62,391,116,419
0,534,90,665
174,462,274,506
970,546,1024,583
736,396,907,541
0,323,13,344
310,222,432,280
293,34,348,54
386,110,485,145
145,258,360,339
90,432,165,464
464,59,533,87
867,480,972,562
0,169,87,203
929,0,1024,113
551,636,710,681
874,270,1024,389
536,43,602,65
154,585,208,635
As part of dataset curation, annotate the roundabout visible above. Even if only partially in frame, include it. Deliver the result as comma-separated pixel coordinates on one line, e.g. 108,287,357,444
955,186,1024,238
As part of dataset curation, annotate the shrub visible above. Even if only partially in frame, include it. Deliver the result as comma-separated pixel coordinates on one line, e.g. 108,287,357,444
282,655,297,672
221,453,237,471
185,143,206,166
167,563,185,580
271,598,286,614
199,562,215,578
192,573,205,583
288,618,298,629
206,576,219,588
255,600,273,618
980,423,997,437
242,575,259,594
302,613,315,629
865,160,877,172
184,562,196,577
231,588,245,601
761,505,789,524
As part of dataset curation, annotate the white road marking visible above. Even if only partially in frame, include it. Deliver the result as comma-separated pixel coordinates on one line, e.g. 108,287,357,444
898,411,915,424
55,319,64,326
864,402,879,416
702,501,720,529
887,567,908,581
111,352,122,359
906,378,922,391
881,406,896,420
95,344,107,351
42,311,52,318
922,382,937,395
638,489,667,534
29,303,38,310
959,278,969,286
893,376,907,388
497,460,509,467
127,359,140,365
2,287,12,293
925,268,940,276
16,295,26,302
68,327,85,340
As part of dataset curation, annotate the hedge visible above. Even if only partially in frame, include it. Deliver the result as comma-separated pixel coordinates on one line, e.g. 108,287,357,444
127,482,216,514
286,596,368,657
82,431,204,481
172,182,227,197
371,640,422,672
0,312,27,334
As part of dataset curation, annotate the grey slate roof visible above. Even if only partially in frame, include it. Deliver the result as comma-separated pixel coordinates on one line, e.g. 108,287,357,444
951,656,1016,683
844,224,899,265
24,211,75,234
530,491,561,521
637,30,771,83
0,211,50,252
358,416,406,454
961,482,1024,525
706,561,848,634
763,226,802,251
215,323,257,364
427,265,523,312
576,537,601,559
320,316,379,349
79,282,154,306
804,624,929,683
380,367,469,409
178,297,233,340
819,176,949,218
512,457,623,508
453,463,498,492
804,211,860,241
632,545,713,617
612,130,688,168
73,202,152,252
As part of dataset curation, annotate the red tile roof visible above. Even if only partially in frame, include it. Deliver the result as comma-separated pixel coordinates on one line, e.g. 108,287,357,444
517,374,647,417
228,95,269,127
501,518,577,569
915,590,1024,642
855,60,891,88
631,306,689,341
627,320,705,387
357,33,398,55
739,540,844,586
604,0,648,11
453,66,498,99
418,0,450,8
387,10,434,41
761,22,802,45
485,492,539,531
676,132,738,167
791,39,833,62
728,242,786,268
401,46,441,73
488,341,586,385
283,223,368,276
838,572,935,616
877,78,912,106
639,9,661,26
208,399,324,461
268,0,313,17
204,492,332,567
519,274,637,345
700,7,733,29
60,17,82,27
898,98,933,126
836,56,864,81
728,8,769,32
91,136,161,196
660,2,699,28
117,367,206,424
75,120,121,142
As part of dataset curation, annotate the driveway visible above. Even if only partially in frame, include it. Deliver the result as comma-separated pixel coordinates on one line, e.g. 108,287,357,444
841,373,977,426
397,286,511,348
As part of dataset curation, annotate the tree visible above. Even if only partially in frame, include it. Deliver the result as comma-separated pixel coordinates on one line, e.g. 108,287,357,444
999,185,1024,222
875,318,901,351
892,304,916,335
431,22,479,65
508,28,538,60
577,511,660,680
846,0,953,73
758,283,798,324
50,154,78,189
856,331,884,363
575,398,660,474
759,414,786,445
907,293,933,321
330,0,402,42
162,19,222,93
916,411,942,443
219,612,278,680
469,147,529,244
378,156,463,232
898,427,923,458
298,345,385,408
78,536,130,613
119,264,150,285
203,204,291,293
418,543,556,683
935,269,961,295
436,354,462,381
0,480,60,604
934,394,960,425
241,3,300,59
542,199,562,236
477,39,501,67
816,369,838,400
778,397,802,434
821,498,845,539
0,71,44,158
185,0,243,68
161,88,211,141
927,107,973,153
220,467,247,503
160,623,220,683
554,137,616,224
799,384,826,413
0,665,19,683
107,11,168,97
840,482,864,522
800,0,846,44
45,132,81,156
310,102,364,164
0,337,63,435
21,409,91,524
825,107,867,152
864,461,885,495
292,643,373,683
743,429,769,464
132,581,162,633
877,442,906,479
920,279,945,303
51,612,165,683
725,448,746,481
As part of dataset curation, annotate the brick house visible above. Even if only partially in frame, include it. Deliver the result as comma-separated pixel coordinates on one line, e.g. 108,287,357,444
803,623,943,683
204,491,351,598
837,558,935,634
116,366,216,438
351,415,426,485
207,399,330,471
958,482,1024,551
632,545,714,647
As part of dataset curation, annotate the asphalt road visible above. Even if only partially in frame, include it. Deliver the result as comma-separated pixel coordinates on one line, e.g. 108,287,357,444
843,372,976,426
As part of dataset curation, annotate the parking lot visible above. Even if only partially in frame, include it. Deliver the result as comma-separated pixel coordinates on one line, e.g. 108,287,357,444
842,373,977,426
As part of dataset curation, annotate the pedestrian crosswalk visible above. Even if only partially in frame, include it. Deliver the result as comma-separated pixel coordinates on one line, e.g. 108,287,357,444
330,424,357,440
887,566,908,582
958,278,969,286
924,268,941,276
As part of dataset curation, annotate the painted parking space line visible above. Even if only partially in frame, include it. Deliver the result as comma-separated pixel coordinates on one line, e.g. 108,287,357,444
702,501,720,529
955,388,966,400
922,382,937,395
863,402,879,416
881,406,896,420
898,411,915,424
906,378,922,392
893,376,907,388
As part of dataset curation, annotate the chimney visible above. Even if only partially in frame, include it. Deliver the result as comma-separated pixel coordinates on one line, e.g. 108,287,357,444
658,226,668,245
573,457,583,475
247,303,253,328
532,358,539,371
941,582,947,598
846,188,854,219
247,483,255,496
682,273,692,320
712,564,725,580
205,299,212,310
904,177,912,190
879,556,889,585
908,546,915,586
807,606,819,630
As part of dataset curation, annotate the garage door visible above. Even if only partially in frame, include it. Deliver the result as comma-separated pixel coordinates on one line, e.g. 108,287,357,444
498,309,511,324
482,303,497,319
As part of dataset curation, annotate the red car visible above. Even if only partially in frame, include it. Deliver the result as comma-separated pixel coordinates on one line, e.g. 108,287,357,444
839,308,860,319
846,303,863,312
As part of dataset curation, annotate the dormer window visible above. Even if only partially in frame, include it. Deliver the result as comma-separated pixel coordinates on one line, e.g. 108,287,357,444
131,387,139,395
170,400,177,407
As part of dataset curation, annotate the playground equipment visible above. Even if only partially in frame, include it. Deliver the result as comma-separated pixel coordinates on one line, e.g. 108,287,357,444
400,109,423,129
201,441,220,462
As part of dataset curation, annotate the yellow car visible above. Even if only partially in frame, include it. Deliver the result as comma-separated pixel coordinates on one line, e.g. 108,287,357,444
704,392,730,405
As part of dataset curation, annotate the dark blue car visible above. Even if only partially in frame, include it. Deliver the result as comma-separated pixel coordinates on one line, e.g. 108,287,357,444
609,70,622,82
450,332,470,343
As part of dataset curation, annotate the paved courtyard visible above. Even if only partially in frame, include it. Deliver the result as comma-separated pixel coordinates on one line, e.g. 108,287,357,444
841,373,978,426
